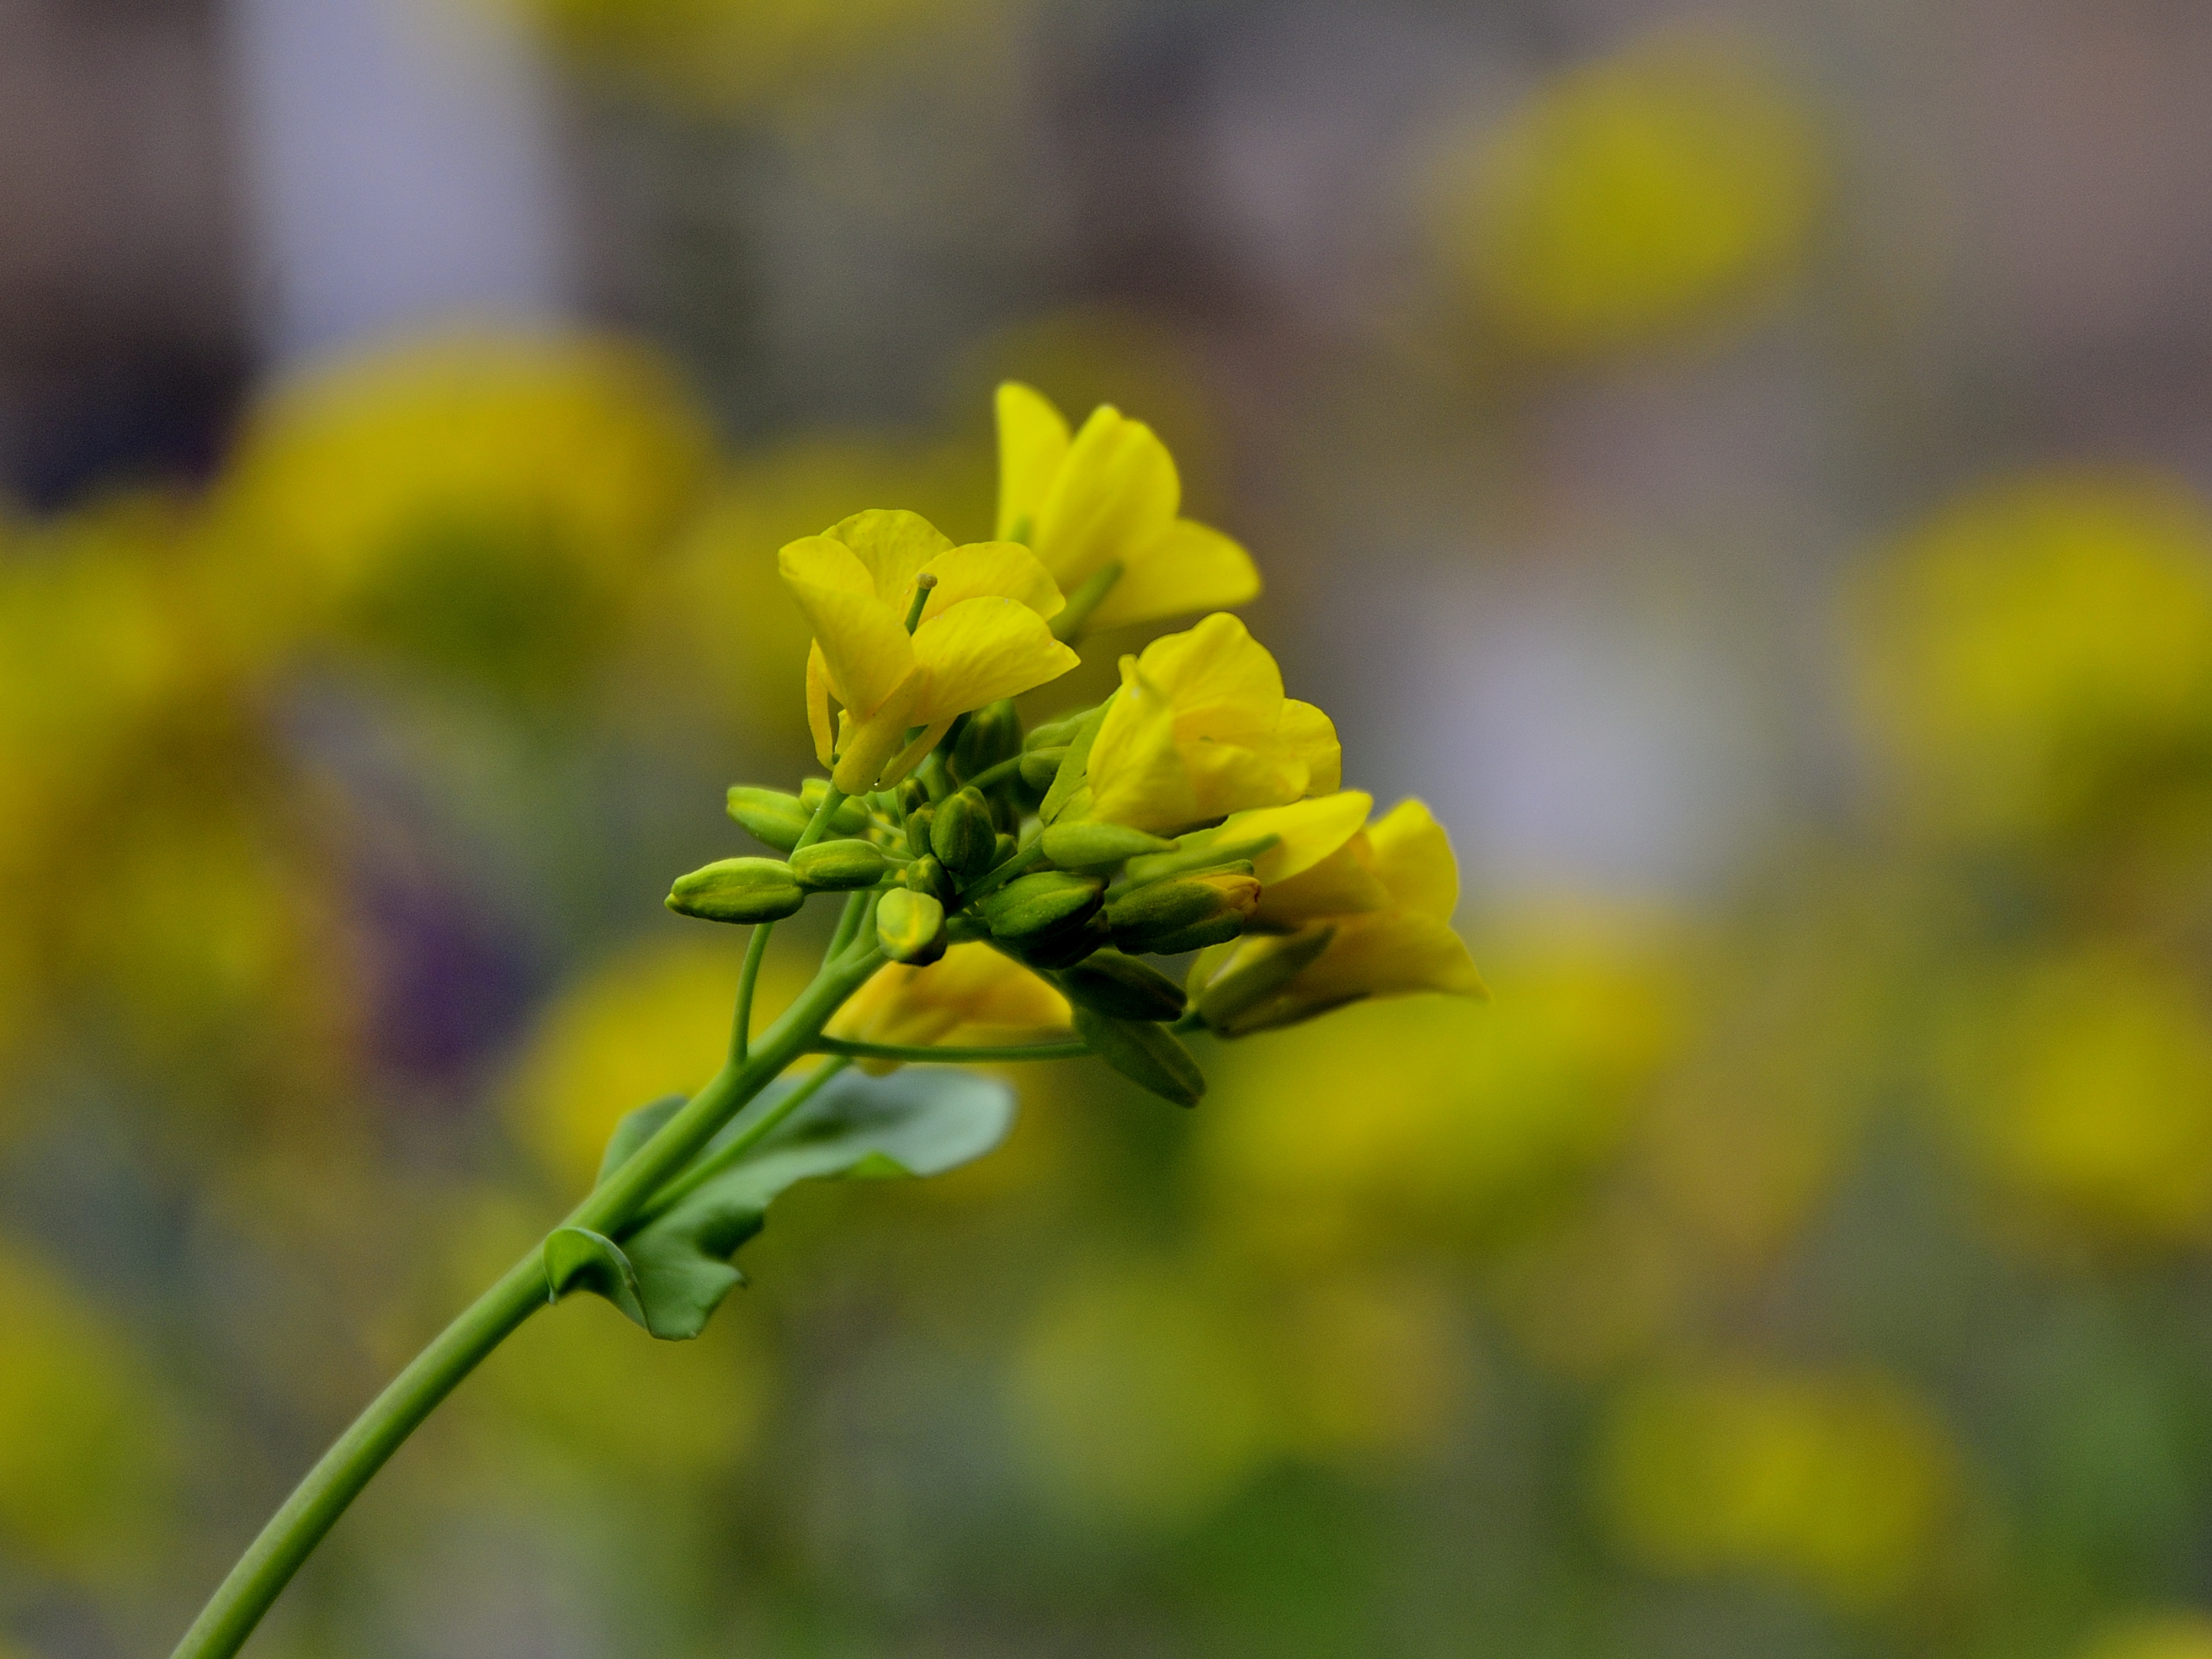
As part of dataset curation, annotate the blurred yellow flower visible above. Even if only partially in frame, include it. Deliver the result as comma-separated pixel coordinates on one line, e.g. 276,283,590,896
1853,469,2212,842
1434,31,1820,357
1948,946,2212,1249
1190,793,1485,1032
824,942,1071,1072
2079,1614,2212,1659
217,330,714,690
995,382,1259,633
1273,1270,1471,1469
1072,613,1339,834
1597,1362,1956,1610
780,508,1078,791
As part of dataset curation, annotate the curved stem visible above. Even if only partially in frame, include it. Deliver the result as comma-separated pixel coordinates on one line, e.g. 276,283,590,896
631,1056,852,1227
172,941,885,1659
810,1035,1089,1065
731,787,847,1063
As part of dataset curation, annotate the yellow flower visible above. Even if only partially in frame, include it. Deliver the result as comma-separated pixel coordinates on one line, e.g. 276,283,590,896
779,508,1080,792
825,942,1072,1072
1190,793,1485,1032
996,383,1260,632
1068,613,1339,834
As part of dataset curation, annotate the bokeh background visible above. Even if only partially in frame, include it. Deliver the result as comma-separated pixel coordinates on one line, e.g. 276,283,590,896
8,2,2212,1655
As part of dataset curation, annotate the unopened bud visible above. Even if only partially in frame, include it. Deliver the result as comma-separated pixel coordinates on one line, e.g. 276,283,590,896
1123,833,1277,889
1071,1008,1205,1108
726,786,811,853
993,833,1019,869
1018,909,1111,970
1018,747,1068,792
1041,820,1175,872
906,854,953,903
1106,872,1261,955
666,857,806,925
896,778,929,816
904,802,936,860
800,779,874,836
982,870,1104,943
876,888,947,965
932,786,998,882
790,839,887,892
953,698,1023,784
1025,713,1085,752
1057,950,1187,1022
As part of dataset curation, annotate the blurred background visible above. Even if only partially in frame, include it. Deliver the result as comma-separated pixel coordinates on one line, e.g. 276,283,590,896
8,1,2212,1655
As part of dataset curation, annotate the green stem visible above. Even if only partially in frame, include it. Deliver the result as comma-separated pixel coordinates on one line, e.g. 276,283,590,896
631,1056,852,1227
732,787,846,1062
1051,561,1123,643
958,833,1045,906
810,1036,1089,1065
960,753,1024,796
171,942,883,1659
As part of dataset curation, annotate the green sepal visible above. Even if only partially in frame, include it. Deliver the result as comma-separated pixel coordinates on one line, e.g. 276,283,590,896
667,857,807,924
1018,748,1067,792
1041,694,1115,824
931,787,998,883
726,786,811,853
1123,833,1278,888
543,1227,650,1326
1194,926,1337,1034
609,1068,1015,1339
1056,950,1187,1021
1041,820,1176,872
983,870,1104,942
791,839,888,892
1071,1007,1206,1108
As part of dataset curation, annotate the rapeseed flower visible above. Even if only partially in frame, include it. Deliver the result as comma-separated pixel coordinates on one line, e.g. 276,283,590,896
996,383,1260,634
1190,793,1485,1032
780,508,1079,792
824,942,1071,1072
1065,613,1338,834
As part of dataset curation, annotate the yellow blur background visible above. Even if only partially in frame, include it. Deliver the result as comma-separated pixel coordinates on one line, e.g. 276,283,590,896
8,3,2212,1656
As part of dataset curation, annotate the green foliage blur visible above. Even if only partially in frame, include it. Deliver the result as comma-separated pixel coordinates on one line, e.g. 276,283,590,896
9,8,2212,1658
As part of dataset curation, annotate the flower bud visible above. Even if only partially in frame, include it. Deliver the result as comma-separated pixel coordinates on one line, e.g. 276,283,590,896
800,778,875,836
1193,924,1337,1034
906,854,953,903
1041,820,1175,872
994,833,1020,869
953,698,1023,783
876,888,948,965
1017,909,1111,970
1123,833,1277,889
897,778,929,816
932,786,998,883
904,802,936,860
726,786,811,853
1018,747,1068,792
790,839,888,892
982,870,1105,943
1106,871,1261,955
1057,950,1187,1022
1025,712,1086,752
666,857,806,925
1071,1008,1205,1108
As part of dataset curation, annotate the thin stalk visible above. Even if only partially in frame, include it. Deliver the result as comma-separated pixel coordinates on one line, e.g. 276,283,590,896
631,1056,853,1227
731,786,846,1062
1051,561,1122,643
810,1036,1090,1065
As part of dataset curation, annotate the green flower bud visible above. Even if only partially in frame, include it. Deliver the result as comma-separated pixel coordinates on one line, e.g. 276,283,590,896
1123,833,1277,889
800,778,874,836
1071,1008,1205,1108
1106,871,1261,955
1018,747,1068,792
897,778,929,816
1194,925,1337,1034
906,854,953,903
904,802,936,860
876,888,948,965
932,786,998,883
1018,910,1111,970
993,833,1020,869
953,698,1023,783
1041,820,1176,872
725,786,811,853
790,839,888,892
1057,950,1187,1022
666,857,806,925
982,870,1104,943
1025,712,1085,751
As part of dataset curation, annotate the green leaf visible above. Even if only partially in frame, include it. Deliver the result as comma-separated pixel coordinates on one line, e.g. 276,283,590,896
542,1227,647,1326
596,1094,687,1187
586,1068,1017,1341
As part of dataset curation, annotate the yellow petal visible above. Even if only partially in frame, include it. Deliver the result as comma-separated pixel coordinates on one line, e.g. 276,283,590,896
1293,911,1488,1004
879,718,955,789
923,540,1066,619
1088,518,1262,631
1135,612,1283,746
1033,406,1181,588
996,382,1071,541
909,595,1081,723
826,942,1071,1070
1220,792,1374,886
805,641,836,768
1277,699,1342,795
1087,660,1202,832
1257,837,1394,926
1364,799,1460,919
780,535,915,715
823,508,955,604
1179,738,1308,823
830,674,924,793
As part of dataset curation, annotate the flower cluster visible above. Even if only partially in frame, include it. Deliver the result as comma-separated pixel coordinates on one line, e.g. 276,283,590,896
667,382,1485,1104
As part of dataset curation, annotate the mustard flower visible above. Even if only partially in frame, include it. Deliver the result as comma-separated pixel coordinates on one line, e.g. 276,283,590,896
1063,612,1339,835
780,508,1080,792
996,383,1260,633
1190,793,1485,1032
823,942,1073,1072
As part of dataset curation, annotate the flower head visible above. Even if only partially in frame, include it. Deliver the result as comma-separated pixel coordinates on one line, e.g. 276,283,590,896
779,508,1080,792
825,942,1072,1072
996,383,1260,633
1061,612,1339,836
1190,793,1485,1033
